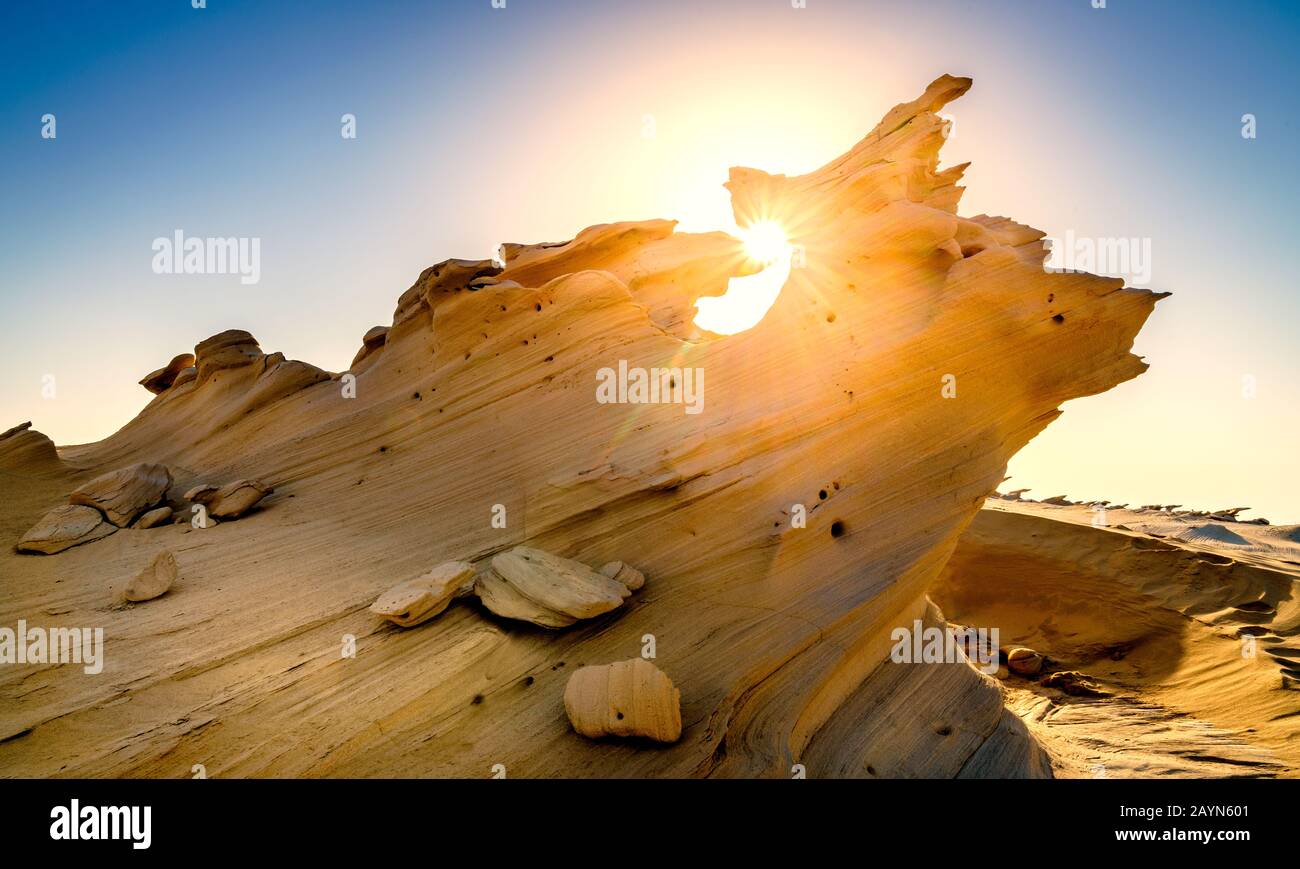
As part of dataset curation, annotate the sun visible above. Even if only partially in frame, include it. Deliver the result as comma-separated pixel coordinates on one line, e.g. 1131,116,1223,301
741,220,791,265
693,220,794,334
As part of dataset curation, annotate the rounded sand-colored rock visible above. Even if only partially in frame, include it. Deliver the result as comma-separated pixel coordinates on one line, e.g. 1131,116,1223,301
564,658,682,743
1006,647,1044,676
125,551,179,602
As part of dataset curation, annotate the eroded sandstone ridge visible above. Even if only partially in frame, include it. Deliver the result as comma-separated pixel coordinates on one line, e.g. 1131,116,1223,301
0,76,1164,778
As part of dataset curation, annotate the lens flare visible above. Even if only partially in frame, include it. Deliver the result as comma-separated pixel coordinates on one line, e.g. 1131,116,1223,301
693,221,793,335
741,220,790,265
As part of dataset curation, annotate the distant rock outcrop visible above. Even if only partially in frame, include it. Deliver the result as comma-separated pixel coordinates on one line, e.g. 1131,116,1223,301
0,422,60,472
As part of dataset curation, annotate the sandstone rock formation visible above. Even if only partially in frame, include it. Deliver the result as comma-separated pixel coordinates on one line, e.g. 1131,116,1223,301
15,505,116,554
350,326,390,369
370,561,477,627
139,353,196,394
0,422,60,472
124,551,180,602
564,658,682,743
0,76,1172,778
68,462,171,527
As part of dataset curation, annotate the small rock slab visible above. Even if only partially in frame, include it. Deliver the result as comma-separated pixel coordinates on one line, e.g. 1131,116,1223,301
489,547,629,620
370,561,477,627
69,463,172,527
475,569,578,629
564,658,682,743
207,479,274,519
135,506,174,529
16,505,117,554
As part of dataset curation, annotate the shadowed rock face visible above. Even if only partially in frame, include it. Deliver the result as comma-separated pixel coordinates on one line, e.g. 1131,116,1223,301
0,76,1163,778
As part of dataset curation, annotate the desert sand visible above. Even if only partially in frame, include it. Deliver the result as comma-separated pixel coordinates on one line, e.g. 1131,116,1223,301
3,75,1289,778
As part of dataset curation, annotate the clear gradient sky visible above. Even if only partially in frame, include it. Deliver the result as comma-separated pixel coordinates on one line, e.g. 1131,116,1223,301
2,0,1297,521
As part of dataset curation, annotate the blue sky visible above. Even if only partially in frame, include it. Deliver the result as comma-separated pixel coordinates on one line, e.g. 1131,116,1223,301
1,0,1297,519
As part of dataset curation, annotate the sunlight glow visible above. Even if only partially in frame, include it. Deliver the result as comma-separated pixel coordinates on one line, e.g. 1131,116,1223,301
741,220,791,265
694,222,794,335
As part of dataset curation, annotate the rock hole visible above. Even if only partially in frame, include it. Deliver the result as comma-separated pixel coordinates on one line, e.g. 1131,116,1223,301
830,520,845,538
471,694,484,705
1052,314,1065,324
818,489,828,500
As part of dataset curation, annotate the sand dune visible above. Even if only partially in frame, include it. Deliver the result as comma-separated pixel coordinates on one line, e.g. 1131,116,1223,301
937,500,1300,777
0,76,1182,778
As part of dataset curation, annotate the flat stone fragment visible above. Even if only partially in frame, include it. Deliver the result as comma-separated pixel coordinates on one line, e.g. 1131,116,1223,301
490,546,629,620
474,569,578,629
135,506,174,529
125,551,179,602
370,561,477,627
16,505,117,554
564,658,682,743
69,462,172,527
